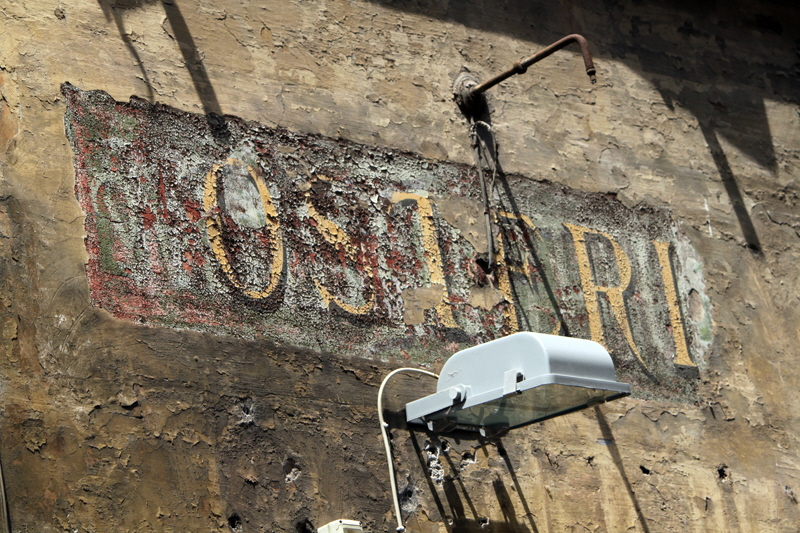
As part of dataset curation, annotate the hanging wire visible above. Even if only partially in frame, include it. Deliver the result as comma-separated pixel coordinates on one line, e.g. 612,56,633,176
469,120,500,277
0,451,9,533
378,368,439,533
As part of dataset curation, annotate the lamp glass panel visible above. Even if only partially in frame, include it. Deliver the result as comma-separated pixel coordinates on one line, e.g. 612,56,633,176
447,384,625,430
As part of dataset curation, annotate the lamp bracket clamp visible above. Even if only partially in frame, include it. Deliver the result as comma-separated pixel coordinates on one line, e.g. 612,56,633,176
503,369,524,396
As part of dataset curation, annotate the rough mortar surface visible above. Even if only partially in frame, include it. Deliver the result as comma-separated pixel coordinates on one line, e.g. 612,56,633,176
0,1,798,532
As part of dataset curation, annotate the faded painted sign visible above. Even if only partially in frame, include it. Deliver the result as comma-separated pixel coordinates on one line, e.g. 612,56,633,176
63,85,711,401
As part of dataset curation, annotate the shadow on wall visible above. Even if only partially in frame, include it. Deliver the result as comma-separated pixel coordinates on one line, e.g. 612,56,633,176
95,0,800,250
366,0,800,256
97,0,231,145
408,430,536,533
593,405,652,533
459,98,572,338
366,0,793,168
405,425,652,533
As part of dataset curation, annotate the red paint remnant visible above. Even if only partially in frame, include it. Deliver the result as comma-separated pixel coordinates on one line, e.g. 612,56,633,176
185,201,202,223
142,206,156,230
158,165,168,213
183,251,193,272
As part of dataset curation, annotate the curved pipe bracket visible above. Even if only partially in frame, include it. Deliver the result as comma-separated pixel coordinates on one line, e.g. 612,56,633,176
453,33,597,117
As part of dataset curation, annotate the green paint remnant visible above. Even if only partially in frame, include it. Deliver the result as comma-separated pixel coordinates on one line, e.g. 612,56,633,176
95,217,127,277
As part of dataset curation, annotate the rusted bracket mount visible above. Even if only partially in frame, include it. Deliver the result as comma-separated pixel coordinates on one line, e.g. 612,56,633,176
453,72,484,119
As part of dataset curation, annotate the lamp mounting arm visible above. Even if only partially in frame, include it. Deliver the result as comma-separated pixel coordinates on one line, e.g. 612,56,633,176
454,33,597,115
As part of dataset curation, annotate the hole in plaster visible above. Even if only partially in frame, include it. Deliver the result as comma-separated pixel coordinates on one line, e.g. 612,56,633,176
399,480,419,514
284,457,302,483
295,518,315,533
285,468,301,483
399,483,414,501
479,517,490,527
586,456,595,466
238,401,256,426
228,513,243,532
475,256,493,275
459,450,476,470
640,465,651,475
423,442,445,485
716,464,729,482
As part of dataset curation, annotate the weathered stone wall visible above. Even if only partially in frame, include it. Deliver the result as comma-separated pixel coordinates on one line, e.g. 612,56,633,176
0,0,798,532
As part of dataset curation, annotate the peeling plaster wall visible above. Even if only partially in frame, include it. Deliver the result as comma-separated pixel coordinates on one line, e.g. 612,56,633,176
0,1,799,532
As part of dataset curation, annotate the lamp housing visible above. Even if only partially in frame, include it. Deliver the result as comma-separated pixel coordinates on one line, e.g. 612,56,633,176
405,332,630,435
317,519,364,533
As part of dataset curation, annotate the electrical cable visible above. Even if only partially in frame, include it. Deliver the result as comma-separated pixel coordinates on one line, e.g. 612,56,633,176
378,368,439,533
469,120,499,276
0,452,9,533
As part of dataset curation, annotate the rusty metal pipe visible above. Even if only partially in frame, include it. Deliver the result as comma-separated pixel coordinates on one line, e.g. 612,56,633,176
470,34,596,96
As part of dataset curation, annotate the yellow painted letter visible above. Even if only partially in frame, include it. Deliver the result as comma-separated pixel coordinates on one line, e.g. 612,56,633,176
653,241,695,366
202,159,284,299
564,223,647,369
305,198,375,314
391,192,456,328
